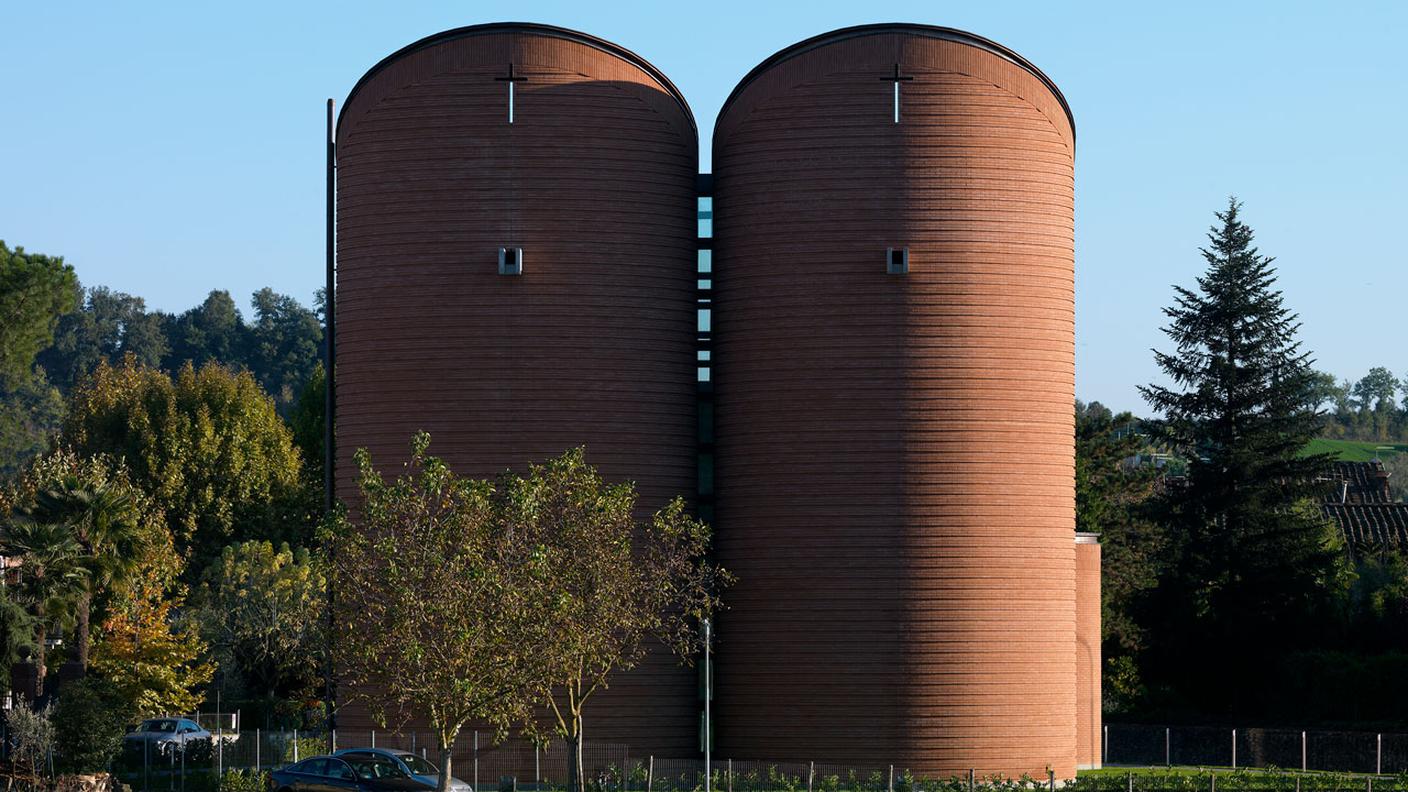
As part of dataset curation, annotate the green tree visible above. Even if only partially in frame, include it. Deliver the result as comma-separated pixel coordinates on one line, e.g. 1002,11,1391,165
194,540,325,702
333,434,544,792
249,288,323,410
38,285,168,393
62,359,307,563
0,371,65,477
1139,198,1342,715
288,362,326,484
52,677,134,773
164,290,250,373
0,585,33,693
0,241,78,385
1352,367,1400,441
1074,402,1164,661
503,448,728,792
0,518,87,696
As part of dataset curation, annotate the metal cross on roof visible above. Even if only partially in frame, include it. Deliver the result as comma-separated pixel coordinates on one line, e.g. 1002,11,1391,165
494,64,528,124
879,64,913,124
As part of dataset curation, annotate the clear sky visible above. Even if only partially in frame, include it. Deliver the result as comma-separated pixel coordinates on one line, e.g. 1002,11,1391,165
3,1,1404,413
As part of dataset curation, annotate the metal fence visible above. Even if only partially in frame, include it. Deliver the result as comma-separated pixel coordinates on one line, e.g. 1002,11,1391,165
1104,724,1408,775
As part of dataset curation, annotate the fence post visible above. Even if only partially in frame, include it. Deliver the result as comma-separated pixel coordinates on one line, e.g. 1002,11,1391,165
1210,772,1215,792
727,759,733,792
624,746,630,792
1126,771,1132,792
294,729,300,762
256,728,261,771
1166,727,1171,767
1377,733,1382,776
1104,725,1109,766
647,756,653,792
968,769,975,792
170,735,175,792
1231,729,1236,769
218,721,224,779
536,744,541,788
332,729,338,753
888,765,893,792
1301,731,1306,772
1048,769,1055,791
180,732,185,792
474,730,479,792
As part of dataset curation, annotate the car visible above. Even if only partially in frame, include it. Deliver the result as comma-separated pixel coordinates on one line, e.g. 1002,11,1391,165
123,718,211,755
272,755,432,792
334,748,473,792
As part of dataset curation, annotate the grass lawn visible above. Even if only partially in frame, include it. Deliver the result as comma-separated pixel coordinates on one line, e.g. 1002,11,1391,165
1303,438,1408,462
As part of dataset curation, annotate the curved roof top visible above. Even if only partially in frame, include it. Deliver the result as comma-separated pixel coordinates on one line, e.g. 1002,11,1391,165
719,23,1074,143
337,22,695,137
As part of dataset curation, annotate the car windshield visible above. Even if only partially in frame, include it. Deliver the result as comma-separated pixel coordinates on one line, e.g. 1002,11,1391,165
346,757,406,780
398,754,440,776
140,720,178,733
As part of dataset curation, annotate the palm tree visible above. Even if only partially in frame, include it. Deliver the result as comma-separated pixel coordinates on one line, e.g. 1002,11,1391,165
0,518,87,696
29,477,142,668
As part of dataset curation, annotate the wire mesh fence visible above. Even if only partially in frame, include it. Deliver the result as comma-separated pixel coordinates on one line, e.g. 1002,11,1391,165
1105,724,1408,775
103,724,1408,792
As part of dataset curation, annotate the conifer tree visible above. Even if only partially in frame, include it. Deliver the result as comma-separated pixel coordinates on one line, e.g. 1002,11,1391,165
1140,198,1342,713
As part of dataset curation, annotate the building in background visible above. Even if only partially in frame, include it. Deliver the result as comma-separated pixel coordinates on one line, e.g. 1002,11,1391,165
331,21,1095,779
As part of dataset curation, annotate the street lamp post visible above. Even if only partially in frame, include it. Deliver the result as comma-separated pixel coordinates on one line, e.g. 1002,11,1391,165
704,618,711,792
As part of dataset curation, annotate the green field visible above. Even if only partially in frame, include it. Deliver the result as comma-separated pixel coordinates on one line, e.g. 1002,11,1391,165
1304,438,1408,462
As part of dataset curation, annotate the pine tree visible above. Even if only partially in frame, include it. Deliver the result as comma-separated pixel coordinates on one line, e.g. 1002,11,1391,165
1139,198,1342,714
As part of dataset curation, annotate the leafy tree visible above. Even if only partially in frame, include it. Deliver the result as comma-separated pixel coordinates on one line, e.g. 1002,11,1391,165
62,359,307,562
5,700,55,780
1139,198,1342,715
1352,367,1400,441
0,518,87,696
288,363,326,484
52,677,134,773
249,288,323,409
0,371,65,477
90,580,214,718
164,290,249,373
0,241,78,385
1074,402,1163,659
503,448,727,792
38,285,168,393
332,434,544,792
0,584,33,692
194,541,325,702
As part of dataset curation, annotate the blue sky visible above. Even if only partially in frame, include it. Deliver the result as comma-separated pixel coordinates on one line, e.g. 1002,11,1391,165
2,1,1404,413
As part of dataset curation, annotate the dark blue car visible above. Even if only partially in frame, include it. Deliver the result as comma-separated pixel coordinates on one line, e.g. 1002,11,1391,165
270,755,428,792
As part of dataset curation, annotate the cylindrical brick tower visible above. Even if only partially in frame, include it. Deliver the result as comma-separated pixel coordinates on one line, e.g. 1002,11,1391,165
1076,534,1102,770
334,23,699,755
711,25,1077,778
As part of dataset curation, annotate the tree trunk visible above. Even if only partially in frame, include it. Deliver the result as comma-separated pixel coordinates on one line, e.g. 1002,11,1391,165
33,603,46,699
439,743,454,792
566,715,585,792
76,590,91,668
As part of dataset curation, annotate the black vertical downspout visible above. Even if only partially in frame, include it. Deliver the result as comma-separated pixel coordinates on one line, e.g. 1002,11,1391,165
323,96,338,745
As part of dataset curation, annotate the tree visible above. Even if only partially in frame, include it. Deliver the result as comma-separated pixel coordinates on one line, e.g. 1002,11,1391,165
0,518,87,696
0,371,65,477
0,584,33,693
194,541,326,702
1074,402,1164,660
38,285,168,393
90,580,214,718
332,434,544,792
288,363,326,484
1139,198,1342,714
62,358,307,563
0,241,78,386
164,290,249,373
249,288,323,410
1352,367,1400,441
52,677,134,773
504,449,727,792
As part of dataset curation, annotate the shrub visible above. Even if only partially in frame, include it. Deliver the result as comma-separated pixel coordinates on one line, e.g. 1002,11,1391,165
6,699,55,778
219,769,269,792
52,678,133,773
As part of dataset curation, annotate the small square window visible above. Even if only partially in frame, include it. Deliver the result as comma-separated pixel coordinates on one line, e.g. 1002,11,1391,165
887,247,908,275
498,247,523,276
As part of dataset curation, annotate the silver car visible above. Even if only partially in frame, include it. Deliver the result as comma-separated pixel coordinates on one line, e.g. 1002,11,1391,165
124,718,211,754
334,748,472,792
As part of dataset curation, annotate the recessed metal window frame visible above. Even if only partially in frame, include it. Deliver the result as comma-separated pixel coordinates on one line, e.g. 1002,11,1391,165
498,246,523,276
887,246,909,275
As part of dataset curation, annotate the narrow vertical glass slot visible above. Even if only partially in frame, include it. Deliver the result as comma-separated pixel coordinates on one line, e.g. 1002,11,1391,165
894,81,900,123
698,197,713,238
508,81,515,124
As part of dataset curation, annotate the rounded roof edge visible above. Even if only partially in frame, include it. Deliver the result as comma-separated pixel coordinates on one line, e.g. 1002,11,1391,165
336,22,696,138
718,23,1073,144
